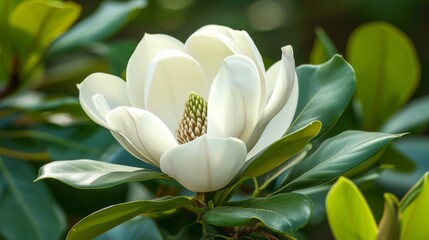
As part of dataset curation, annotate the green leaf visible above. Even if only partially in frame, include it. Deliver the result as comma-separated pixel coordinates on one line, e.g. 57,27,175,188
48,0,147,56
400,172,429,240
378,144,415,173
309,28,338,64
203,193,313,233
0,157,66,240
347,22,420,130
288,55,355,137
377,193,399,240
172,222,204,240
281,131,400,191
10,0,81,74
67,196,195,240
240,121,321,180
326,177,377,240
36,159,166,189
381,95,429,133
96,216,163,240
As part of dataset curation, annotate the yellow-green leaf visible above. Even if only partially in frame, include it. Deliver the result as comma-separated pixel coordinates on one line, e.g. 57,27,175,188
377,193,399,240
347,22,420,131
326,177,377,240
9,0,81,75
400,172,429,240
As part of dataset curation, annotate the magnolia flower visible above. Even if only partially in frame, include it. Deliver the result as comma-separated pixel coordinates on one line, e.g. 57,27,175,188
78,25,298,192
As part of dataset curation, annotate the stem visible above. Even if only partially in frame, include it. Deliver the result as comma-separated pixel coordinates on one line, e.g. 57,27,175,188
252,177,260,198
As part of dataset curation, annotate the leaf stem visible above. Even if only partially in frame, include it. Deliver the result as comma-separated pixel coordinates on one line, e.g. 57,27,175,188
252,177,260,198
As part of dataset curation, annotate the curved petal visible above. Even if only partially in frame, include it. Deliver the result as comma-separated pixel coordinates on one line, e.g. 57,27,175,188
144,49,207,132
263,45,296,119
247,75,299,159
127,34,186,108
78,73,130,128
106,106,178,167
160,135,246,192
186,25,235,84
245,46,296,150
207,55,261,143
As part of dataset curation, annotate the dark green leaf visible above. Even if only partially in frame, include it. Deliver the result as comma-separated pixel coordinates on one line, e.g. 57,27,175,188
240,121,321,180
203,193,313,234
326,177,377,240
288,55,355,137
66,196,195,240
172,222,204,240
96,216,163,240
347,22,420,130
36,159,166,189
381,95,429,133
0,157,66,240
377,193,399,240
48,0,147,56
309,28,338,64
281,131,401,191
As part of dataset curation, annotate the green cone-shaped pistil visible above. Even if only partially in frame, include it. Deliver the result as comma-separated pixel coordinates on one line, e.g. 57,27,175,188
176,92,208,144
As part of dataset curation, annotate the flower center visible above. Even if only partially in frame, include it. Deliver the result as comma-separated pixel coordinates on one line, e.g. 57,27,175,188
176,92,208,144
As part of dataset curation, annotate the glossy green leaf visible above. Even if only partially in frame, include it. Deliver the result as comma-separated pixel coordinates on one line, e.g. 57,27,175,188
381,95,429,133
36,159,166,189
281,131,400,191
172,222,204,240
400,172,429,240
309,28,338,64
326,177,377,240
347,22,420,130
96,216,162,240
48,0,147,56
288,55,355,137
67,196,195,240
377,193,399,240
10,0,81,74
0,157,66,240
241,121,321,180
203,193,313,233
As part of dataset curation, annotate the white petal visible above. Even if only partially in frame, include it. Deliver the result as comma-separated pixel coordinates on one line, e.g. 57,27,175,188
127,34,186,108
245,46,297,150
160,135,246,192
144,49,207,132
207,55,261,143
78,73,130,128
247,75,299,159
264,45,296,119
186,26,235,84
106,106,178,167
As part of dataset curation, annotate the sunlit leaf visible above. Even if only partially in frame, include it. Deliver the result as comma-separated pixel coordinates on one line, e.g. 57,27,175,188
0,157,66,240
281,131,401,191
400,172,429,240
48,0,147,56
309,28,338,64
67,196,195,240
377,193,399,240
240,121,321,180
381,95,429,133
203,193,313,233
347,22,420,130
288,55,355,137
36,159,166,189
326,177,377,240
10,0,81,75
